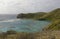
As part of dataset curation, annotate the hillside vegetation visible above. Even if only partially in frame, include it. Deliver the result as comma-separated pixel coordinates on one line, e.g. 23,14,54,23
41,8,60,20
44,20,60,31
42,8,60,30
1,30,60,39
17,12,47,19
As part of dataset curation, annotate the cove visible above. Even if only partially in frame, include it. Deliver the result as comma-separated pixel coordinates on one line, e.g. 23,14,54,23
0,19,50,32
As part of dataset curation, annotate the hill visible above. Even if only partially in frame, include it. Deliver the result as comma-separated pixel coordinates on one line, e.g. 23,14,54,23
17,8,60,20
42,8,60,31
41,8,60,20
17,12,47,19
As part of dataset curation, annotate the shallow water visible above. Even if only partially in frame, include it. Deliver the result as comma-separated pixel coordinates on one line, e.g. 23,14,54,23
0,19,50,32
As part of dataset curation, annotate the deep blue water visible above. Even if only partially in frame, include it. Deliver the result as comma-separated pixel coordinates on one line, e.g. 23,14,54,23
0,14,50,32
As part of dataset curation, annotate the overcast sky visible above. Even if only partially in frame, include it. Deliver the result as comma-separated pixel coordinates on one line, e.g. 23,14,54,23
0,0,60,14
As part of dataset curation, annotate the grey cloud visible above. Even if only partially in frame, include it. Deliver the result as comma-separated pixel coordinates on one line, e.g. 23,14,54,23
0,0,60,14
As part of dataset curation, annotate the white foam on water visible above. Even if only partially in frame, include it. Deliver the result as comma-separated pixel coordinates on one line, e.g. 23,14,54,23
0,19,20,22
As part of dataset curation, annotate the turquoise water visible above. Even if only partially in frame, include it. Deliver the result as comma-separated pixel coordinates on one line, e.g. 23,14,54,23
0,19,50,32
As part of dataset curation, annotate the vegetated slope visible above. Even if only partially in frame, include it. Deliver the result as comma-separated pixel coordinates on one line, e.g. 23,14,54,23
17,12,47,19
41,8,60,31
44,20,60,31
41,8,60,20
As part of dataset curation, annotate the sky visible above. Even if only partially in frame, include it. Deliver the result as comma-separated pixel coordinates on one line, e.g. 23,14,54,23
0,0,60,14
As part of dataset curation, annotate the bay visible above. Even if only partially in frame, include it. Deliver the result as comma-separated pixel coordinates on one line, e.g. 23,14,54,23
0,14,50,32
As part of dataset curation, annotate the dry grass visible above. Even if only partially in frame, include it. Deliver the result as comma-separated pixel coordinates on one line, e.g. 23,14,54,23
0,30,60,39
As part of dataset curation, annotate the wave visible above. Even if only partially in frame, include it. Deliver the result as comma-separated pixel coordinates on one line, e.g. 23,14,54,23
0,19,20,22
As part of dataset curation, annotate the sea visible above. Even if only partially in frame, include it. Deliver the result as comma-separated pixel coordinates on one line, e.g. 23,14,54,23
0,14,50,32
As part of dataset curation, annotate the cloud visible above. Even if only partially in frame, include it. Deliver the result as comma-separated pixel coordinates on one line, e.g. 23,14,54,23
0,0,60,14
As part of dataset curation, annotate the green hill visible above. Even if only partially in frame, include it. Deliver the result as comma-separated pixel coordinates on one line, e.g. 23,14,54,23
17,12,47,19
41,8,60,20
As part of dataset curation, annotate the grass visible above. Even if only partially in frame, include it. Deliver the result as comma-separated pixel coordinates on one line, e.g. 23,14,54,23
0,30,60,39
